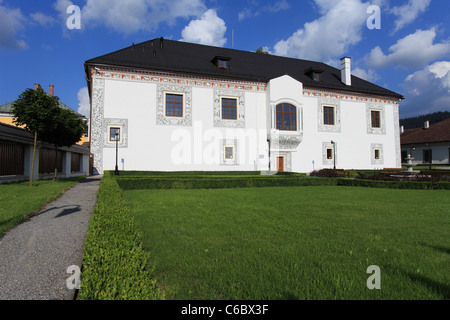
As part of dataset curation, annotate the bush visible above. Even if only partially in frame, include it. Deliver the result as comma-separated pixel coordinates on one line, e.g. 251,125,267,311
336,178,450,190
116,176,336,190
79,176,163,300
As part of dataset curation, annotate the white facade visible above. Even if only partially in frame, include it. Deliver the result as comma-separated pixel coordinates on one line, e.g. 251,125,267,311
401,143,450,165
89,68,401,174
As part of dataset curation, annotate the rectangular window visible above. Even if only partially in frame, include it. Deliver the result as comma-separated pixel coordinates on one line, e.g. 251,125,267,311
371,110,381,128
109,127,120,142
221,98,237,120
423,149,432,163
374,149,380,160
218,60,228,69
327,148,333,160
313,72,320,81
224,146,235,160
165,93,183,117
323,106,335,125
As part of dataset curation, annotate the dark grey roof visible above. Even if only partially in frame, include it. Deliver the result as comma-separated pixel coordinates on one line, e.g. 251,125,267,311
85,37,403,100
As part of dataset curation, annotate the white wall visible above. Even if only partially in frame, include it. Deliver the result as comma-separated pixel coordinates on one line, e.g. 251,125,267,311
101,78,268,172
94,72,401,173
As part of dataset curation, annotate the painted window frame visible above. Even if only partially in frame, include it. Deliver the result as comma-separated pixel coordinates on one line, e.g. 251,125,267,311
371,144,384,165
276,103,297,131
366,105,385,135
224,145,235,161
220,139,239,165
323,105,336,126
370,110,381,129
107,124,123,144
318,98,340,133
221,97,238,120
164,92,185,118
326,147,334,160
218,59,229,70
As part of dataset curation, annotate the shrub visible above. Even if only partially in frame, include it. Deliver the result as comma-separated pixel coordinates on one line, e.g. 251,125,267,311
79,176,163,300
336,178,450,190
116,176,337,190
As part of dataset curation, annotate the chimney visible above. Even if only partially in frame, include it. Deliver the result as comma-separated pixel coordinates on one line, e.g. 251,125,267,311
340,57,351,86
34,83,41,90
424,121,430,129
49,84,54,97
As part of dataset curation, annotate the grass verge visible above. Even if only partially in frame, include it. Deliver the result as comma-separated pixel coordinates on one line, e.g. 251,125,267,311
0,177,83,238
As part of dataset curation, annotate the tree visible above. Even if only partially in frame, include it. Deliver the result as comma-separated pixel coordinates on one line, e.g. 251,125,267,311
12,87,86,184
12,87,61,185
40,108,86,180
256,47,270,55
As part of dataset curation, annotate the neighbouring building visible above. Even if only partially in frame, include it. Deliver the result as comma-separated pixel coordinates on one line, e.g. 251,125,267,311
401,119,450,165
84,37,404,174
0,84,90,146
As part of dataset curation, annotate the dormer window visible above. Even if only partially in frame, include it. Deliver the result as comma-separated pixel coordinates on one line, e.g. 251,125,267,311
218,59,228,69
313,72,320,81
212,56,231,70
305,67,323,81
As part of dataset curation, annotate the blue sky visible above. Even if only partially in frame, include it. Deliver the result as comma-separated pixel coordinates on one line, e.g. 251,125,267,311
0,0,449,119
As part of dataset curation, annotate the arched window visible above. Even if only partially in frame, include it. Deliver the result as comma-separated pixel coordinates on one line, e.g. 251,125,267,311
276,103,297,131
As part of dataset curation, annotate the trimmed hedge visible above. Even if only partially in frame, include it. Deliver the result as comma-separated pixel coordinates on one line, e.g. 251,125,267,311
113,173,450,191
336,178,450,190
79,176,163,300
116,176,337,190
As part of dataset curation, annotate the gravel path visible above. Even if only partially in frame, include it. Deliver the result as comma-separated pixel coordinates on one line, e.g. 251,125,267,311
0,175,101,300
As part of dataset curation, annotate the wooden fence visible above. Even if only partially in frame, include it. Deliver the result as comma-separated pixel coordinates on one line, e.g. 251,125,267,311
39,148,63,174
0,140,24,176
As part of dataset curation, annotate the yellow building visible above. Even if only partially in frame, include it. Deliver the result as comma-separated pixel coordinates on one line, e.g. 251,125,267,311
0,85,89,146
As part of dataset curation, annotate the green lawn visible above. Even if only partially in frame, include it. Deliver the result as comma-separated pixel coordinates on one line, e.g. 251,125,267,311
123,186,450,300
0,178,82,237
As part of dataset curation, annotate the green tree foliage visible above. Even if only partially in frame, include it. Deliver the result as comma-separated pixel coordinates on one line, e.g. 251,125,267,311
256,47,270,55
13,87,86,147
12,87,86,182
12,87,61,137
400,111,450,129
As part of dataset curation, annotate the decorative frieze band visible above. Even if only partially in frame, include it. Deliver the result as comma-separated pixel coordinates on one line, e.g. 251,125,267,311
303,87,399,105
90,67,267,93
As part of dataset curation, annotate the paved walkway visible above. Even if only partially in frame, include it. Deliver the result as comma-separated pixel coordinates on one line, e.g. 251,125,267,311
0,175,101,300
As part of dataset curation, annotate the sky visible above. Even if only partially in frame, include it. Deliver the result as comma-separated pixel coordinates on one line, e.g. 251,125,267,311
0,0,449,119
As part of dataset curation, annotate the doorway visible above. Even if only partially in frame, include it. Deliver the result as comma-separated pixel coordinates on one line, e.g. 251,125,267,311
277,156,284,172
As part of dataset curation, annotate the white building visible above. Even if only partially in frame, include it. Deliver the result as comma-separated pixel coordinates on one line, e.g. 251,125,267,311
401,119,450,166
84,38,404,174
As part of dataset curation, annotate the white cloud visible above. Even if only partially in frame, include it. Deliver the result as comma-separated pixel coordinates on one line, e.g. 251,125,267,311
30,12,56,27
390,0,431,33
273,0,368,61
77,87,90,118
238,0,290,21
352,67,380,82
0,4,27,49
366,28,450,69
180,9,227,47
400,61,450,117
54,0,207,34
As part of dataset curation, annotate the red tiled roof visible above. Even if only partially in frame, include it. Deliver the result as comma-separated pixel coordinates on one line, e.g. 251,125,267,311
401,118,450,144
